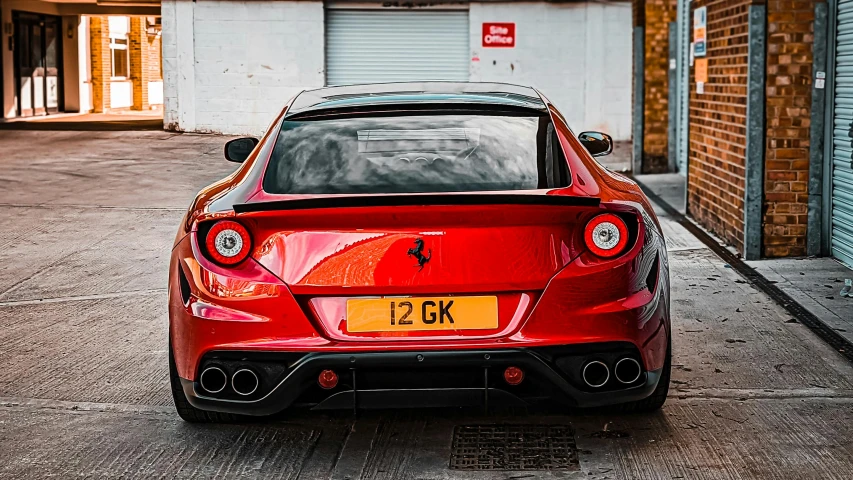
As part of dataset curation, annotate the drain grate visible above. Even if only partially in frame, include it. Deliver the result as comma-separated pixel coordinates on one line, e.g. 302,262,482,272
449,424,580,471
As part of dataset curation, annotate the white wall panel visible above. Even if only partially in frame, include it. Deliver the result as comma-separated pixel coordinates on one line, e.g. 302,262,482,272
162,0,325,135
162,1,631,138
469,2,633,140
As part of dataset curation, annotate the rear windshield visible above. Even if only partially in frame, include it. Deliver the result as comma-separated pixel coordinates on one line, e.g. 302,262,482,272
262,112,570,194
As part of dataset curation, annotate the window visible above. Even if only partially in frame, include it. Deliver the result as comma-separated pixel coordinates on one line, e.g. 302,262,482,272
110,38,129,78
108,16,130,79
263,112,570,195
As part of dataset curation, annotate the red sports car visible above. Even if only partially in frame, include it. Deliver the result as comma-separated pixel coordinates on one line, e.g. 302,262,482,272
168,82,670,422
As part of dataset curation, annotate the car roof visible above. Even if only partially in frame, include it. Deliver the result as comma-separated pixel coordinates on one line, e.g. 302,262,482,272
286,82,548,117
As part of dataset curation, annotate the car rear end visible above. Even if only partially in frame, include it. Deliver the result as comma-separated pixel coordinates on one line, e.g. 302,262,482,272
168,89,670,416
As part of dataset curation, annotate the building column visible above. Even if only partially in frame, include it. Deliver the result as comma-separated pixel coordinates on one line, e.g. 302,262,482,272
90,17,111,113
130,17,150,111
743,4,767,261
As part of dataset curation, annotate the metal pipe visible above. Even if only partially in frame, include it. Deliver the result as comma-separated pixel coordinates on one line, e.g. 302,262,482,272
581,361,610,388
231,368,259,396
614,358,642,384
199,367,227,394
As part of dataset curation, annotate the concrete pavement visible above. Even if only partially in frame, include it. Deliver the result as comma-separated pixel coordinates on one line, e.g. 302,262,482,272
2,130,853,479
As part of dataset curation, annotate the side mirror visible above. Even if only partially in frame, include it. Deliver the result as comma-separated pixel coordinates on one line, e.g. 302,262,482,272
224,137,260,163
579,131,613,157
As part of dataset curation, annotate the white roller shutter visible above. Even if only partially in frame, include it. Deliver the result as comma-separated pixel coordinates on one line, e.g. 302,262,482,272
831,0,853,267
325,10,470,86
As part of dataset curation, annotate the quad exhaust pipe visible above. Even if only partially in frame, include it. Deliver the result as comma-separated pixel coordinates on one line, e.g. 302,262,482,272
232,369,260,396
582,358,642,388
199,366,259,396
199,367,227,394
614,358,642,384
581,360,610,388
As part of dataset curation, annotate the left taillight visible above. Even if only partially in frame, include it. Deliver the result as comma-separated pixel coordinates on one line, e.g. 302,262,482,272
204,220,252,265
584,213,629,258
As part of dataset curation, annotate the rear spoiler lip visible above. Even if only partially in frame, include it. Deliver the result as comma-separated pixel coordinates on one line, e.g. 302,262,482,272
233,194,600,213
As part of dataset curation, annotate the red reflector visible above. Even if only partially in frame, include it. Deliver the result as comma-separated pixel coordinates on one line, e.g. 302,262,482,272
503,366,524,385
318,369,338,389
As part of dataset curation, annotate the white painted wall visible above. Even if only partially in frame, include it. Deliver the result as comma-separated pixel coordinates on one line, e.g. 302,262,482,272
162,1,631,138
78,15,93,113
469,2,633,140
163,0,325,135
148,81,164,105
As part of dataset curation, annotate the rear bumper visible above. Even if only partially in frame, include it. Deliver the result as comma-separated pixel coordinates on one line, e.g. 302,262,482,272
181,345,662,416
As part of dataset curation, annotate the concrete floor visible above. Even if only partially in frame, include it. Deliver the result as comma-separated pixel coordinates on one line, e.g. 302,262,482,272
748,258,853,345
633,172,853,348
2,131,853,479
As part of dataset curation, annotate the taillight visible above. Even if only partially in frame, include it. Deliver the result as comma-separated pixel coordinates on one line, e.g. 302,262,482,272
584,213,629,258
205,220,252,265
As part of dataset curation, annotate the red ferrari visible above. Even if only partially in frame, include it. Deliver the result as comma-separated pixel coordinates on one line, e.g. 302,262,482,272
168,82,670,422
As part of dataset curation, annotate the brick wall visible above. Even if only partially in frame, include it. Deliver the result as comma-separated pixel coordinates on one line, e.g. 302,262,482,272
148,31,162,82
687,0,751,252
90,17,111,112
763,1,816,257
129,18,149,110
642,0,677,173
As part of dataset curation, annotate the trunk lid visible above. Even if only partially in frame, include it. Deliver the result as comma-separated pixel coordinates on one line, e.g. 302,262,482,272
238,193,599,294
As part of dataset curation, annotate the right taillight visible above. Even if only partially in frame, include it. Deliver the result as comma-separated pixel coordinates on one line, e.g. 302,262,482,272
584,213,629,258
204,220,252,265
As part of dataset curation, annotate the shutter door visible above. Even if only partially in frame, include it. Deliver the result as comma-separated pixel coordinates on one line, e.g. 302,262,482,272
325,10,469,86
832,0,853,267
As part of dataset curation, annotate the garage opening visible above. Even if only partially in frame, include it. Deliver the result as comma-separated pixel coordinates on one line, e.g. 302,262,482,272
325,9,470,86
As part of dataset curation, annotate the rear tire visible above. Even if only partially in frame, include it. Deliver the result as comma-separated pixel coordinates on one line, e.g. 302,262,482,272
618,338,671,413
169,341,241,423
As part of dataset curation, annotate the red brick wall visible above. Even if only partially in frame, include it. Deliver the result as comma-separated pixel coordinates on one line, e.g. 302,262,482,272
90,17,111,113
130,18,148,110
687,0,752,253
763,1,816,257
642,0,677,172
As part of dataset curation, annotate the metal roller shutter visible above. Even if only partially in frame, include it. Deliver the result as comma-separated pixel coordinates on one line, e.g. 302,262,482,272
325,10,470,86
832,0,853,267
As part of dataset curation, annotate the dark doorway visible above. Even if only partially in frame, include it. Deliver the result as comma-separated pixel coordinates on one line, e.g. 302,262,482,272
13,12,63,117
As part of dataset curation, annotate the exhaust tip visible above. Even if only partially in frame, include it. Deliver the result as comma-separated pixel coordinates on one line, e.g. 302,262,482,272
614,358,642,384
199,367,227,394
232,368,259,396
582,360,610,388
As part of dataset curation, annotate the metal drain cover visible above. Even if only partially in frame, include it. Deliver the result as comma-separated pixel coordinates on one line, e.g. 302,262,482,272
449,424,580,471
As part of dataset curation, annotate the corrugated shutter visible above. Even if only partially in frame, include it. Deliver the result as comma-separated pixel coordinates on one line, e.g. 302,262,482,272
832,0,853,267
325,10,470,86
675,0,690,176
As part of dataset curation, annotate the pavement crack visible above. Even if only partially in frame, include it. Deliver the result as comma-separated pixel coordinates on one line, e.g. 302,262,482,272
0,289,166,306
0,396,173,416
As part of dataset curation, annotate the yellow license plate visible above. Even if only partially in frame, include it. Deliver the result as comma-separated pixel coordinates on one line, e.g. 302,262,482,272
346,296,498,333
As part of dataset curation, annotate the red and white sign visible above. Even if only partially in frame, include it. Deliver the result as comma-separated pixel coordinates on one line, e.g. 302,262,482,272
482,23,515,48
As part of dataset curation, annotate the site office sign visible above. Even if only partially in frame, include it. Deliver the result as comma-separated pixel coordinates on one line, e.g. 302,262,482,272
483,23,515,48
